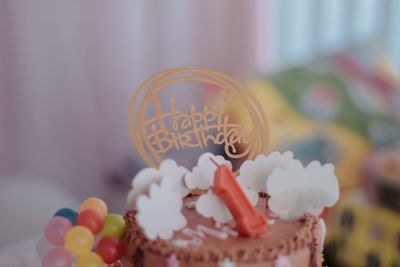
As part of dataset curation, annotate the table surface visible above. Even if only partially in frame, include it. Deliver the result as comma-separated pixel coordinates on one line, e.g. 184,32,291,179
0,236,42,267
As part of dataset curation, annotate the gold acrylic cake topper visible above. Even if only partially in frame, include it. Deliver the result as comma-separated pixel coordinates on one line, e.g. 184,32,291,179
128,68,269,173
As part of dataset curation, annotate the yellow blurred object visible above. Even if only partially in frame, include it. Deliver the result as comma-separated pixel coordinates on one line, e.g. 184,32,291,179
76,252,104,267
323,124,370,190
64,226,94,255
79,197,108,217
378,55,400,89
328,193,400,266
228,81,370,190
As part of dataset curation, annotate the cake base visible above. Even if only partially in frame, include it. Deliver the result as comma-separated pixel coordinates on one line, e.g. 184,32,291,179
120,196,324,267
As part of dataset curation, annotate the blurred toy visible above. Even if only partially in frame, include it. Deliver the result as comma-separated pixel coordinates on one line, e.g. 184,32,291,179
227,80,370,190
326,143,400,267
226,52,400,192
364,141,400,210
326,192,400,267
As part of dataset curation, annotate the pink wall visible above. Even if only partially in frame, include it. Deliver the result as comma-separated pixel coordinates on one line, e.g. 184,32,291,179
0,0,258,209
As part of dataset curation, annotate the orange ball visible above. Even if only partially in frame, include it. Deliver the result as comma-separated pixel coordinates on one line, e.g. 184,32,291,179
79,197,108,217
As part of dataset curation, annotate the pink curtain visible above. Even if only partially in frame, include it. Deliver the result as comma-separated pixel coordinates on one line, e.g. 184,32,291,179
0,0,258,208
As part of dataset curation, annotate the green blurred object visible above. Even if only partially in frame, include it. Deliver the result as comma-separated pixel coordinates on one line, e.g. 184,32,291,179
100,214,126,240
269,65,400,145
249,53,400,190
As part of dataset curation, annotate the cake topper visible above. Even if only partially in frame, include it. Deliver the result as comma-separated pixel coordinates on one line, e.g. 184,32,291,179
212,158,268,236
184,152,232,190
185,152,258,224
128,68,269,173
127,68,339,240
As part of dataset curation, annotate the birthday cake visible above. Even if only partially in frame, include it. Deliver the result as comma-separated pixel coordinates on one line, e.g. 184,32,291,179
119,69,339,267
122,199,322,267
119,151,338,267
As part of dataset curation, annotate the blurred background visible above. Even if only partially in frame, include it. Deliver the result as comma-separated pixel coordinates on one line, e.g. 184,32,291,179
1,0,400,266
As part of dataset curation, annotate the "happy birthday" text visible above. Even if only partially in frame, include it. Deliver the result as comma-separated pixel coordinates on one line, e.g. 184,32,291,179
145,99,253,158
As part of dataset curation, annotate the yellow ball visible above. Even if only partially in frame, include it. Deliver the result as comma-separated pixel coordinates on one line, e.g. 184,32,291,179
64,226,94,255
76,252,104,267
80,197,108,217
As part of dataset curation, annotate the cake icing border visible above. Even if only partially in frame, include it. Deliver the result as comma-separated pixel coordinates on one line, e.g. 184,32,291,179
122,209,322,264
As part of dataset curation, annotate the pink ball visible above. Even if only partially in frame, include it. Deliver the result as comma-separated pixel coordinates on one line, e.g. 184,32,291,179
35,236,54,257
44,217,72,245
42,247,73,267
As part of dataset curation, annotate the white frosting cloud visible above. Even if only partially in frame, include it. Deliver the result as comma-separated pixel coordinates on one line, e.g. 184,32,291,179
184,153,232,190
136,177,187,240
159,159,191,196
127,168,162,207
127,159,190,207
196,190,233,223
267,160,339,220
187,153,259,223
238,151,294,193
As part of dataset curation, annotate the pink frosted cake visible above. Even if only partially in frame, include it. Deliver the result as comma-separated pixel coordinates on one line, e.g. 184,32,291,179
121,64,340,267
121,196,323,267
118,152,339,267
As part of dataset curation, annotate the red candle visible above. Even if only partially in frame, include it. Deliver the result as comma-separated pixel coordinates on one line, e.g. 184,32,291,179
211,161,267,237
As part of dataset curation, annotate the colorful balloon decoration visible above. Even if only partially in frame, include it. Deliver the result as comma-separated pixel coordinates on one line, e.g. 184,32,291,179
100,214,126,239
42,248,73,267
65,226,94,255
79,197,108,217
76,252,104,267
39,197,125,266
36,236,53,257
96,236,124,264
44,217,72,245
54,208,78,225
77,209,104,235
